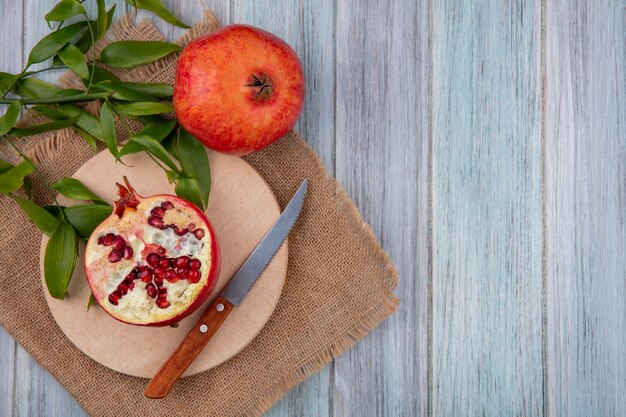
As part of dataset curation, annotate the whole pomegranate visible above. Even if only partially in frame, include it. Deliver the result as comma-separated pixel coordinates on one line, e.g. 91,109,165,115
84,177,220,327
174,24,305,156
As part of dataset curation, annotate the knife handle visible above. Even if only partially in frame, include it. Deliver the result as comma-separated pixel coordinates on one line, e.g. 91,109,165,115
144,295,235,399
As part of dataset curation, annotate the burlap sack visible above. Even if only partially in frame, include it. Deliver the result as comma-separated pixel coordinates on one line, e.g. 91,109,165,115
0,12,398,416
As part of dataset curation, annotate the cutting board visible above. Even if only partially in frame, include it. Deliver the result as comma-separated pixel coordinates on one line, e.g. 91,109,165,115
39,148,288,378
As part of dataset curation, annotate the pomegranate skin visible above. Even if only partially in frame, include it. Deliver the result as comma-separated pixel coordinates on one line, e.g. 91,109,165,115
84,181,221,327
173,24,305,156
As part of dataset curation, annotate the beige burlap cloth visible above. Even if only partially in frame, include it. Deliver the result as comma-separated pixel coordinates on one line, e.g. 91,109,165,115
0,12,398,417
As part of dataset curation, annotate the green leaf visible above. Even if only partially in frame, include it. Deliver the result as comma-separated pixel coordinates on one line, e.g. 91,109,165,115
52,178,106,203
122,82,173,98
127,0,190,28
43,205,64,219
12,196,60,236
118,120,176,158
115,102,173,116
99,101,118,156
64,204,112,238
0,161,33,194
99,41,181,68
23,176,33,200
0,72,20,96
68,106,104,141
74,127,98,151
175,177,204,210
177,130,211,209
27,21,88,66
44,221,78,299
0,160,13,175
31,104,80,120
58,43,89,79
10,118,77,137
131,134,181,173
94,82,157,102
14,78,62,99
87,293,96,311
96,0,108,40
45,0,86,22
0,101,22,136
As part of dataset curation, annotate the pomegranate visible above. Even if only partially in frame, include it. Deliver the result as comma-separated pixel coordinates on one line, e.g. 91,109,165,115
84,177,220,326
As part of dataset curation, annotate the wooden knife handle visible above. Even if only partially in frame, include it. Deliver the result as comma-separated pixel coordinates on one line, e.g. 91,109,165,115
144,295,235,399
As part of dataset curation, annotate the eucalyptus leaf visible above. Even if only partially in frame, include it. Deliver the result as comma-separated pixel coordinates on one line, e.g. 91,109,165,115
99,41,181,68
174,177,204,209
177,129,211,209
118,120,176,158
0,101,23,136
99,101,118,156
10,118,78,137
27,21,88,66
12,196,60,236
45,0,86,22
0,161,33,194
52,178,106,203
127,0,189,28
64,204,113,238
44,221,78,299
58,43,89,79
131,134,181,173
115,102,173,116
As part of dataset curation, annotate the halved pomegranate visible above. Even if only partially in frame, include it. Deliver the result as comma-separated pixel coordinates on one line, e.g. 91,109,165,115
84,177,220,326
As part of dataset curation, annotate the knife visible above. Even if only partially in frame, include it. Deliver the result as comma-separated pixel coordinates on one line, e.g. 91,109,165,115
144,179,308,399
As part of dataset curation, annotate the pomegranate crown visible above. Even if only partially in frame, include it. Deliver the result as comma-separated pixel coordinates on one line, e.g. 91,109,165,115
114,176,140,218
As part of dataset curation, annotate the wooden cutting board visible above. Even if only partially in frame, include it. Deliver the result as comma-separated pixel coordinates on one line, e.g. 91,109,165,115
39,148,288,378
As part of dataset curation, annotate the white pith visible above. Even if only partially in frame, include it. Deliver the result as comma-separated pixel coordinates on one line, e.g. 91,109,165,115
85,196,212,325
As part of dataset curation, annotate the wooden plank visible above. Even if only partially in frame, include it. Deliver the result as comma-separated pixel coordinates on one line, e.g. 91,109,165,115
229,2,334,415
544,1,626,416
430,1,544,415
0,328,16,417
333,0,428,415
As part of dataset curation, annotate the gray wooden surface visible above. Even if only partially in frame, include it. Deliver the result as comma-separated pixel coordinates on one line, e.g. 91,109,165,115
0,0,624,416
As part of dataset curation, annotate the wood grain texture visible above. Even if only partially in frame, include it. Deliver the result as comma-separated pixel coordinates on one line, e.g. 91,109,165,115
430,1,544,416
544,1,626,416
333,0,428,416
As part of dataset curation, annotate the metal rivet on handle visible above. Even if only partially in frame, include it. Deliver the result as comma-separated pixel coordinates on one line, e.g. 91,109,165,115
216,303,224,312
199,324,208,333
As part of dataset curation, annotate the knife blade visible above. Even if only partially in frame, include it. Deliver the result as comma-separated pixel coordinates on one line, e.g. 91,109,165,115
145,179,308,399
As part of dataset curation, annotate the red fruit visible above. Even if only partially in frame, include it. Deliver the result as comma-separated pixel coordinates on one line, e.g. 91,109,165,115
186,269,200,283
173,25,305,156
193,229,205,240
84,177,221,326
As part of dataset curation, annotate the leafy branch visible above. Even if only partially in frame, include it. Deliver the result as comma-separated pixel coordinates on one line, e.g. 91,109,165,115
0,0,211,301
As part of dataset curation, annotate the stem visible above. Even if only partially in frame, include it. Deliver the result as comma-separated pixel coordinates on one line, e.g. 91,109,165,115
84,13,96,93
23,66,68,77
0,92,110,105
5,137,65,218
2,66,29,98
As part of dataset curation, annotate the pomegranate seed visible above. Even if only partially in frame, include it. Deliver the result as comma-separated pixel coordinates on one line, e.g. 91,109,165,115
156,297,170,309
145,283,157,298
165,269,178,282
146,253,161,267
159,258,170,268
150,206,165,218
175,227,188,236
108,291,121,305
154,276,164,287
189,259,201,270
158,287,167,295
186,269,200,283
97,236,105,245
193,229,205,240
157,246,166,256
124,272,135,284
123,246,133,260
148,216,164,229
138,269,153,283
111,236,126,250
118,282,129,295
175,256,190,269
108,249,123,263
153,266,166,278
161,201,174,210
177,270,187,280
103,233,116,246
129,281,135,290
188,223,196,231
